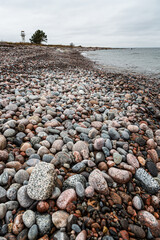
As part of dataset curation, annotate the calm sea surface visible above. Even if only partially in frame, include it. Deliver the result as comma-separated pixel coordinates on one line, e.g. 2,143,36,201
83,48,160,78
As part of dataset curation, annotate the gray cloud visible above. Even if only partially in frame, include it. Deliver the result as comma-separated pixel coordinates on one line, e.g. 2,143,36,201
0,0,159,47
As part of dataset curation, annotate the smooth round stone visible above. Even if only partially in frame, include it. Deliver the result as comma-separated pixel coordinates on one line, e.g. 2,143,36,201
72,141,89,159
50,187,61,199
147,139,156,149
120,131,130,140
5,201,19,210
108,167,132,184
0,151,8,162
127,125,139,133
127,154,139,168
88,128,98,139
0,172,9,185
20,142,32,152
26,158,40,167
72,224,81,233
7,183,21,200
0,135,7,150
56,189,77,209
94,138,104,150
52,140,64,151
14,170,29,184
76,230,87,240
0,203,7,219
148,149,159,163
63,174,86,190
26,148,35,156
52,211,69,228
5,210,13,224
29,154,40,160
4,129,16,137
132,195,143,210
146,161,158,177
42,154,54,163
85,186,95,198
113,152,122,164
75,182,85,198
108,128,120,140
138,210,160,237
89,169,109,195
6,103,18,111
102,147,110,157
72,162,86,173
28,224,38,240
37,146,49,157
52,230,69,240
22,210,35,228
36,213,52,236
135,137,146,147
51,151,72,166
0,186,7,202
129,224,146,239
17,186,34,208
95,152,105,163
105,139,112,150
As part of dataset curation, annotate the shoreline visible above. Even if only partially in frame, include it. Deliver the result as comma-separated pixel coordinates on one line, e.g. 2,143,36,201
0,44,160,239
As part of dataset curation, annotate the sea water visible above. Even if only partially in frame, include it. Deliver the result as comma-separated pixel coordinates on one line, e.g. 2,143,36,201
84,48,160,78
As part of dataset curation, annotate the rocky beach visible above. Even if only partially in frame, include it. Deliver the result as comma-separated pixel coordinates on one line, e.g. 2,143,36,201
0,44,160,240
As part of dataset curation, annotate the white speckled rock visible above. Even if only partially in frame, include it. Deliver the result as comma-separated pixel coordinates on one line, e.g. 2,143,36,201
52,211,69,228
27,162,57,200
89,169,109,195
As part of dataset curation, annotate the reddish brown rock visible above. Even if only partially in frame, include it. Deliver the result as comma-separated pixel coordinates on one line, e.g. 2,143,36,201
138,210,160,237
0,150,8,162
89,169,109,195
129,224,146,239
127,125,139,133
12,214,24,235
91,121,103,129
147,139,157,149
6,161,22,171
56,189,77,210
0,135,7,150
148,149,159,163
110,191,122,204
119,230,129,240
127,154,139,168
37,201,49,213
20,142,32,152
72,141,89,159
108,167,132,183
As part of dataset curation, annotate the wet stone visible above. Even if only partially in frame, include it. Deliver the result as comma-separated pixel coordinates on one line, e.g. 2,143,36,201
63,174,86,190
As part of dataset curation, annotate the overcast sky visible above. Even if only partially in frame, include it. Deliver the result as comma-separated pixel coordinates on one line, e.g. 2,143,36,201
0,0,160,47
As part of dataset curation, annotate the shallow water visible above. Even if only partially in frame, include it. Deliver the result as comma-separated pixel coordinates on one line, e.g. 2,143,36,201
83,48,160,78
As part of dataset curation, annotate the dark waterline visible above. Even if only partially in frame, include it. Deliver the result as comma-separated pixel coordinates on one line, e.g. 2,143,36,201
83,48,160,78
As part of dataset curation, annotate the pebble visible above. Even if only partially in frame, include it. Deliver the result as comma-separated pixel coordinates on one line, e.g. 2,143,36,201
36,213,52,236
28,224,38,240
75,182,85,197
13,214,24,235
146,161,158,177
138,210,160,237
22,210,36,228
0,135,7,150
63,174,86,190
0,203,7,219
17,185,34,208
72,141,89,159
4,129,16,137
108,128,120,140
127,153,140,168
14,169,29,184
127,125,139,133
132,195,143,210
27,162,57,200
75,230,87,240
56,189,77,209
89,169,109,194
113,152,122,164
108,167,132,183
93,138,104,150
52,211,69,228
0,186,7,203
135,168,160,194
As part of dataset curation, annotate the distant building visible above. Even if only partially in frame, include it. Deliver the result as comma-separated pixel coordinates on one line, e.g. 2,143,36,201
21,31,25,42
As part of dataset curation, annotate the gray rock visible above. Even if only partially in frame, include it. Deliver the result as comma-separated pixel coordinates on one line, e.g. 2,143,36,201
105,139,112,150
4,129,16,137
75,182,85,198
5,211,13,224
5,201,19,210
89,169,109,195
135,168,160,194
108,128,120,140
51,187,61,199
0,186,7,203
52,230,69,240
42,154,54,163
17,186,34,208
27,162,57,200
51,152,72,166
36,213,52,236
72,162,86,173
7,183,21,200
0,172,9,186
14,169,29,184
28,224,38,240
113,152,122,164
63,174,86,190
22,210,35,228
0,203,7,219
132,195,144,210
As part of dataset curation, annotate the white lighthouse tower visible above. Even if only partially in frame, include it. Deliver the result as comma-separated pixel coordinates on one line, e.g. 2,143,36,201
21,31,25,42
